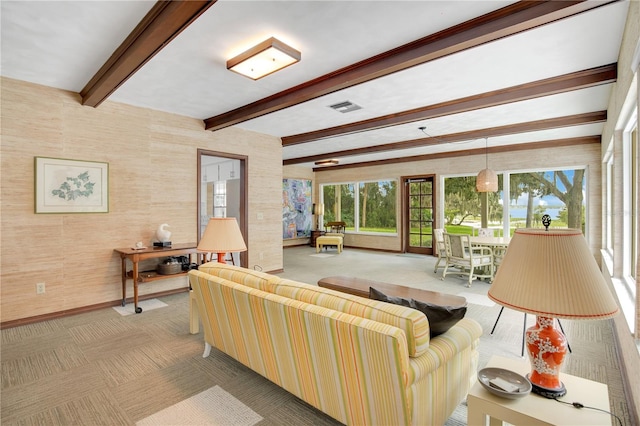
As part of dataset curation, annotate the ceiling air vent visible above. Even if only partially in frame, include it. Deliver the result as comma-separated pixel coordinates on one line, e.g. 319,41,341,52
328,101,362,113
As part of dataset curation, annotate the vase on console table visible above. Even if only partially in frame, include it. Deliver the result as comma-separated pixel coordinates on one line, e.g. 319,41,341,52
154,223,172,247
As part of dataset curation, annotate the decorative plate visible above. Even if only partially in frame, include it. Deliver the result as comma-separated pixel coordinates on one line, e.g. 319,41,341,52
478,367,532,399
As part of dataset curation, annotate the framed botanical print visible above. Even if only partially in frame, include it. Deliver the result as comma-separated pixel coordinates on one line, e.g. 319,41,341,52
35,157,109,213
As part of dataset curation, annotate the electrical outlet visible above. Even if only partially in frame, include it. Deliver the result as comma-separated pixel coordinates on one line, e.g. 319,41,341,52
259,252,264,260
36,282,45,294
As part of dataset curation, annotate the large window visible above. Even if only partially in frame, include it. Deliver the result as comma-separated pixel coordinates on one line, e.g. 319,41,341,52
443,168,586,235
322,179,397,234
443,175,503,233
608,109,638,337
628,126,637,281
509,169,585,232
605,150,614,255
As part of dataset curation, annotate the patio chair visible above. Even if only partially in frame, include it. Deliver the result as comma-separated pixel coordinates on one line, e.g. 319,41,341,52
433,229,446,273
324,221,346,237
476,228,495,237
492,245,508,272
441,233,493,287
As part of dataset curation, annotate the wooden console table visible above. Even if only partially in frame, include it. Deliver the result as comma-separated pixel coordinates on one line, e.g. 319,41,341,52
114,243,200,314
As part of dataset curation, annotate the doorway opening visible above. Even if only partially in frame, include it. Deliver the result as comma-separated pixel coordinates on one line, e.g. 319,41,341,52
403,175,435,255
197,149,248,267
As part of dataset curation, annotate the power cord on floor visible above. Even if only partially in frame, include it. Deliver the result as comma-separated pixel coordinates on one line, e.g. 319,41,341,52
554,398,623,426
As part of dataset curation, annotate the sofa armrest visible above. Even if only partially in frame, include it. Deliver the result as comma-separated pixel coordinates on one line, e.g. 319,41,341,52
407,318,482,425
408,318,482,382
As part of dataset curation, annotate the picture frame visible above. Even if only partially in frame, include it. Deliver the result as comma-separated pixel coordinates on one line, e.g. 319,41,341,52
35,157,109,214
282,178,312,239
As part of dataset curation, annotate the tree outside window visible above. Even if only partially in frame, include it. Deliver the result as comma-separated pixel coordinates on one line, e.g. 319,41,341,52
322,180,397,233
444,169,585,234
359,180,396,233
323,183,355,229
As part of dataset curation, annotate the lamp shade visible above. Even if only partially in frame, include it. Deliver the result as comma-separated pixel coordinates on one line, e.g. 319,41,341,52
488,228,618,319
476,168,498,192
198,218,247,254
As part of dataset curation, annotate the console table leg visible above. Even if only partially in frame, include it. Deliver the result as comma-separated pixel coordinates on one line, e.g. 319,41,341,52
132,262,142,313
120,257,127,307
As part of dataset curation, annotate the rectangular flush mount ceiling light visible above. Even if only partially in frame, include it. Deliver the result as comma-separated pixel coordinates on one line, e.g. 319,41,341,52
227,37,301,80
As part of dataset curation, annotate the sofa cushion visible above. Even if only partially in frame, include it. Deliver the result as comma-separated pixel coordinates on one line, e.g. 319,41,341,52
198,262,279,292
189,269,414,425
272,278,430,357
369,287,467,337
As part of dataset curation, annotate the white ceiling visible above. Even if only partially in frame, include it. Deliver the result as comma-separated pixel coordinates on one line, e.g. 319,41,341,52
1,0,631,170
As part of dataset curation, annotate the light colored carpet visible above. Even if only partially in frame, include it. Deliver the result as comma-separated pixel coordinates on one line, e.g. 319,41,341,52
0,246,631,425
136,385,263,426
457,292,496,307
309,253,334,258
112,298,168,316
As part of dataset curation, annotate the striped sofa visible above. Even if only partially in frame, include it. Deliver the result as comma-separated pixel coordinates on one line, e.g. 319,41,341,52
189,263,482,426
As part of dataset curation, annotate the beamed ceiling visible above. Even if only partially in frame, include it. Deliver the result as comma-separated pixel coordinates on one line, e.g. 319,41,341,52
0,0,631,171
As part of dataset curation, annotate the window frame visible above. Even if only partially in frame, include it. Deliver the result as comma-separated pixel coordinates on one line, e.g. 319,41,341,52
440,166,589,239
622,116,638,285
321,178,398,236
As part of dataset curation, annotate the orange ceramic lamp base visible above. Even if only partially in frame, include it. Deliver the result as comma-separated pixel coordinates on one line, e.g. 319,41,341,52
526,316,568,398
216,252,226,263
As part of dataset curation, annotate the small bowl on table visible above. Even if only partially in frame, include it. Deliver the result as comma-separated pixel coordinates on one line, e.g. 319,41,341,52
477,367,532,399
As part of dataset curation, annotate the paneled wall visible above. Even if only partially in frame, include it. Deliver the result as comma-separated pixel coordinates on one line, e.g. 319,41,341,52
0,77,283,324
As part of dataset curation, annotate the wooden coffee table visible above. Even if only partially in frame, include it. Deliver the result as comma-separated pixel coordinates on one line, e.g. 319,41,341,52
317,276,466,307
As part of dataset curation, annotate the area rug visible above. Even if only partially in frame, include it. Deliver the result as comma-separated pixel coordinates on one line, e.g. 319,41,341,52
457,292,495,307
310,253,335,258
136,385,263,426
112,298,168,316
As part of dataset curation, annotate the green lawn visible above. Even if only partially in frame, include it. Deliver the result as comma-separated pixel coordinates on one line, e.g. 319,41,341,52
444,224,474,234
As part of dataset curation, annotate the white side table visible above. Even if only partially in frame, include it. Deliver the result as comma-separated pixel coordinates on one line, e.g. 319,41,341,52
467,355,611,426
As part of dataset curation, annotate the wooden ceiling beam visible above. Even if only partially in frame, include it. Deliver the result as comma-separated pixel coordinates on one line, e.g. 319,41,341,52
204,0,617,131
283,111,607,165
282,64,616,145
80,1,215,107
312,136,601,171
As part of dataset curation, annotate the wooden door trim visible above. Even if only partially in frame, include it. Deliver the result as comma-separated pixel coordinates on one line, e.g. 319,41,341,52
402,174,436,255
197,149,249,267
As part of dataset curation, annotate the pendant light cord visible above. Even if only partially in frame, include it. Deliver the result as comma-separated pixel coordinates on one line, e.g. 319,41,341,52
484,137,489,169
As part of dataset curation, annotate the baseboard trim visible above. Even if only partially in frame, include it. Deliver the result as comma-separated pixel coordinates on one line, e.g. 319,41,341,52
0,287,189,329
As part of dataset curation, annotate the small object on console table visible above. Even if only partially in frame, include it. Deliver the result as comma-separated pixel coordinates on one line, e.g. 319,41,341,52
155,223,172,247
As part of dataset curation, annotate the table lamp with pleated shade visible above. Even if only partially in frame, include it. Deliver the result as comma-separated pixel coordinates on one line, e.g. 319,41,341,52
487,224,618,398
198,217,247,264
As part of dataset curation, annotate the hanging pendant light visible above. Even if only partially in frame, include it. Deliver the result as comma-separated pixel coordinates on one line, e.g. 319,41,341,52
476,137,498,192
